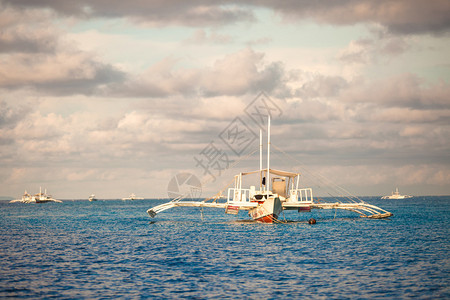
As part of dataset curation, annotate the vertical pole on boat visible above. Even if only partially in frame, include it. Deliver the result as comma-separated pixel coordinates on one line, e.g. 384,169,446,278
260,129,263,192
239,173,242,193
267,115,271,199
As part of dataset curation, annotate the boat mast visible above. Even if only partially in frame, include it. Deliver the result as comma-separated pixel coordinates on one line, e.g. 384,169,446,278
260,129,263,191
267,115,271,198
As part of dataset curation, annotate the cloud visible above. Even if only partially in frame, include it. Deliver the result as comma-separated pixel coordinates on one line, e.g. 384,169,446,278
341,73,450,110
0,52,125,95
295,73,348,99
0,5,125,95
113,48,288,98
200,48,286,96
0,101,30,129
0,0,448,198
338,32,410,65
256,0,450,35
2,1,255,27
5,0,450,35
0,5,61,55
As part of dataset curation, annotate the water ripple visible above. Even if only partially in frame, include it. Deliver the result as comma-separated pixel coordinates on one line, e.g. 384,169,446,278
0,197,449,299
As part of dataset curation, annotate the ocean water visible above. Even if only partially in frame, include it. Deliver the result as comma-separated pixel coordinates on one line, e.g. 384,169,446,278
0,197,449,299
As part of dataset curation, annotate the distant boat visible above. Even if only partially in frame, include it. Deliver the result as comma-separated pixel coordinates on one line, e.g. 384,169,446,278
381,188,412,199
9,190,35,203
89,194,97,201
122,193,144,200
10,187,62,203
34,187,62,203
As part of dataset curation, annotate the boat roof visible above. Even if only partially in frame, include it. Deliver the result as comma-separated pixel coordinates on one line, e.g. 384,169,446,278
241,168,299,178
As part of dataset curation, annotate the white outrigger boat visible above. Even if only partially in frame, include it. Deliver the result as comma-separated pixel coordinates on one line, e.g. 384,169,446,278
381,188,412,199
10,187,62,203
147,117,393,223
9,190,35,203
34,187,62,203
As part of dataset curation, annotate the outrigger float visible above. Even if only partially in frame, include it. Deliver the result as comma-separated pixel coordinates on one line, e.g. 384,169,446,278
147,116,393,223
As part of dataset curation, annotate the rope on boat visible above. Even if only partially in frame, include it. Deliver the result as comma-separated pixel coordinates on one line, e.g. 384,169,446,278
148,139,394,220
202,177,235,204
149,148,260,217
259,203,287,224
170,148,258,204
271,144,364,204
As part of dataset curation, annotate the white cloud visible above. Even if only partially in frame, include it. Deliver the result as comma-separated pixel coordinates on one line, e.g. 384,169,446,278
114,48,288,97
338,28,411,65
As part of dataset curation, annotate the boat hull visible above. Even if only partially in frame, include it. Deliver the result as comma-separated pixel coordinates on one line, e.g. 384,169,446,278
381,195,412,199
298,206,311,212
36,199,62,203
248,197,282,223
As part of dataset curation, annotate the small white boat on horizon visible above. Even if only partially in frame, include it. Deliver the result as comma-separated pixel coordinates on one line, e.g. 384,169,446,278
381,188,412,199
122,193,144,200
89,194,97,201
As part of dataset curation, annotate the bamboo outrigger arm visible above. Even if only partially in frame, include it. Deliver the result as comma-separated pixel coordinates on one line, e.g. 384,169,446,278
147,200,393,219
310,202,393,219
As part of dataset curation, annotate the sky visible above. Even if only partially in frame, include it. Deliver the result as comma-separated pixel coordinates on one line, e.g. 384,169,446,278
0,0,449,199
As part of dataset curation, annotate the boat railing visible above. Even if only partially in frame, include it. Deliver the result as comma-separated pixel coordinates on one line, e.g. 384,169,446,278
288,188,313,203
227,188,251,203
227,187,313,203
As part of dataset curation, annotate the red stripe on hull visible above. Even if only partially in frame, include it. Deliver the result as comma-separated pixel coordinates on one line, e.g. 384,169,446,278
298,206,311,212
255,214,278,223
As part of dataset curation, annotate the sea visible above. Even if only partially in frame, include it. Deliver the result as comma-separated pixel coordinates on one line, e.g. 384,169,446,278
0,196,449,299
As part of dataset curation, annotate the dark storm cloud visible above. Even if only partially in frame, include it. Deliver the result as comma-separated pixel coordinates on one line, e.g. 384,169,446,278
3,0,449,34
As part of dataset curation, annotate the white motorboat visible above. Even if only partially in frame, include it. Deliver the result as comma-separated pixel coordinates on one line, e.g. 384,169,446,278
122,193,144,200
89,194,97,201
381,188,412,199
